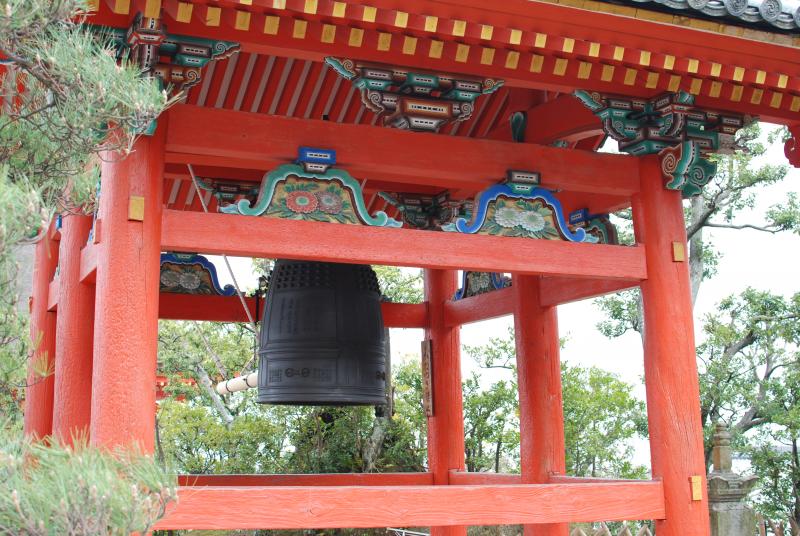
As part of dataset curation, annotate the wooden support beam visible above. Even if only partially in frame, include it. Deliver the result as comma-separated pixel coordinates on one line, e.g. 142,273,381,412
90,125,165,452
539,276,640,307
158,293,428,328
486,95,602,145
514,275,568,536
47,276,59,312
166,105,640,198
449,471,521,485
548,475,639,484
23,222,59,440
443,276,640,327
154,482,666,530
79,242,97,284
425,269,466,536
178,473,434,487
443,287,513,327
635,156,710,536
161,211,648,281
52,215,95,446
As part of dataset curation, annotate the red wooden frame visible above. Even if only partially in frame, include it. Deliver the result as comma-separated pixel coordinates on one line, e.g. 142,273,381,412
154,481,666,530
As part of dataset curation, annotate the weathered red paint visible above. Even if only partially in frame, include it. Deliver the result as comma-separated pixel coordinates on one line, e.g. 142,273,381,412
443,286,513,327
52,215,95,445
90,123,165,452
634,155,710,536
158,293,428,327
23,223,59,440
425,269,466,536
514,275,568,536
161,210,648,281
166,105,640,198
448,471,521,485
154,481,666,530
178,472,434,487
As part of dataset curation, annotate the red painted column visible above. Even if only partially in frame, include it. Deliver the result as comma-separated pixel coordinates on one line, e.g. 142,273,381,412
90,124,165,452
52,214,95,445
424,269,466,536
634,155,710,536
23,223,59,440
513,275,568,536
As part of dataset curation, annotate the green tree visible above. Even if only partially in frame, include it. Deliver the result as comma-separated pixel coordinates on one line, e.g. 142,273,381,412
0,0,171,425
0,430,176,535
464,328,648,478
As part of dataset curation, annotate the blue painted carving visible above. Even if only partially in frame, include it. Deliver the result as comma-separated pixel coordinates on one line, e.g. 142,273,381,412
569,209,619,245
442,179,589,242
160,253,236,296
454,271,511,301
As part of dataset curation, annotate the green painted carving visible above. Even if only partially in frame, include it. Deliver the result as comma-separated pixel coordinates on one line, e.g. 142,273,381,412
660,141,718,197
221,164,402,228
325,57,503,132
97,14,239,94
574,89,747,197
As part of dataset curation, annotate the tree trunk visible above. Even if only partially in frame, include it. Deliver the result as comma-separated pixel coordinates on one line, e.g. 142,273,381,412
363,415,389,472
193,363,234,426
688,195,706,305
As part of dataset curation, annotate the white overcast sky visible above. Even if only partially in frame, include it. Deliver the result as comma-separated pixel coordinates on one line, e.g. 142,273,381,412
211,124,800,468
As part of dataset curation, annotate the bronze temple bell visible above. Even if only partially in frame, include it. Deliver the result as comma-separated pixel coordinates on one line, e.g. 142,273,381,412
257,259,387,406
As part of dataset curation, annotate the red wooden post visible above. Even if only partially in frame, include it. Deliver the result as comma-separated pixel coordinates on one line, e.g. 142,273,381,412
513,275,568,536
90,124,165,452
634,155,710,536
424,269,466,536
23,222,59,440
52,214,95,445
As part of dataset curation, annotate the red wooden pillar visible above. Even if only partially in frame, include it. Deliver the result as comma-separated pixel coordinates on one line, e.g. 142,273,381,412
634,155,710,536
90,124,165,452
424,269,466,536
513,275,568,536
52,214,95,445
23,223,59,440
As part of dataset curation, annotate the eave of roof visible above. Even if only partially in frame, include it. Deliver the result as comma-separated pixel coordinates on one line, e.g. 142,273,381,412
607,0,800,32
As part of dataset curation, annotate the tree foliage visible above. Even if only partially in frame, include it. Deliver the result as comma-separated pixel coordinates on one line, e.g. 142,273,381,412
0,431,176,535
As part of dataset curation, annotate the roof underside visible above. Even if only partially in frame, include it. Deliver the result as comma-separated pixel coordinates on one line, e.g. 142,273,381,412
164,53,605,217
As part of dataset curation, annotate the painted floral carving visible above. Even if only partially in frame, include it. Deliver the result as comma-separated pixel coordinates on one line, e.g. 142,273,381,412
221,163,402,228
266,178,360,224
160,253,236,296
286,190,319,213
483,198,561,239
442,182,587,242
494,206,520,228
316,191,344,214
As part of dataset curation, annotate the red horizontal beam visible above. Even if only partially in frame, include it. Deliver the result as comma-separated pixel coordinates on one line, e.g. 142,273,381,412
79,242,97,284
443,274,641,326
548,475,642,484
178,472,434,487
155,481,665,530
444,287,513,327
449,471,521,485
159,293,428,328
47,276,59,312
539,276,641,307
161,210,648,280
166,105,640,198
